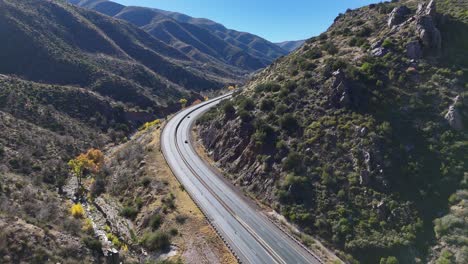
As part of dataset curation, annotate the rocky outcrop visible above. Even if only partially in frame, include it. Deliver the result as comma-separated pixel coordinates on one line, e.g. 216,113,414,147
415,0,442,53
406,40,423,59
329,70,353,108
388,6,411,27
372,47,388,57
445,95,464,130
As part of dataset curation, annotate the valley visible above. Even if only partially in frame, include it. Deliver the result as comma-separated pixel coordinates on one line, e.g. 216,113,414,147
0,0,466,263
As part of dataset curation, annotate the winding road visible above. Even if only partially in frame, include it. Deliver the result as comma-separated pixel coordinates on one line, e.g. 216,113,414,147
161,93,322,264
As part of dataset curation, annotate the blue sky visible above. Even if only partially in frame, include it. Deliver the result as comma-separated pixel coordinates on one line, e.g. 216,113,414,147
112,0,381,42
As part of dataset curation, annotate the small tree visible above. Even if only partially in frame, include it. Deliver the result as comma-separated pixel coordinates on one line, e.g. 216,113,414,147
68,149,104,197
179,98,188,108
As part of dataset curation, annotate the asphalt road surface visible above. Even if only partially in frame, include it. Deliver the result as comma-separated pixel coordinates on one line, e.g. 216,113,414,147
161,93,322,264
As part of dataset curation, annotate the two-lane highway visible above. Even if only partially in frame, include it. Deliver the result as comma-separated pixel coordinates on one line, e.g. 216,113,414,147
161,94,322,264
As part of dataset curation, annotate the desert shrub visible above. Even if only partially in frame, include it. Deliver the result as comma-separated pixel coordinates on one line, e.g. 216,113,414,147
255,83,281,93
252,123,276,148
436,250,454,264
169,228,178,236
283,152,303,172
120,206,139,220
139,119,161,131
175,214,187,224
141,177,152,187
71,203,85,219
90,176,106,197
275,103,288,115
222,101,236,118
304,49,322,59
319,33,328,40
149,214,162,230
356,26,372,37
349,37,366,47
380,256,399,264
62,217,82,235
323,42,339,55
238,109,253,123
82,218,94,234
280,113,300,133
260,99,275,111
83,236,102,252
106,233,122,248
237,97,255,111
142,231,171,251
382,38,393,49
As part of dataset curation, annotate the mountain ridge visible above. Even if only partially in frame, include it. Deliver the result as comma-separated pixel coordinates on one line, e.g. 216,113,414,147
68,0,289,78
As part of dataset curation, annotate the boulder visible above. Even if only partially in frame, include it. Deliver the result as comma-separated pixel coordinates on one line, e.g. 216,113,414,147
372,47,387,57
406,40,423,59
445,95,464,130
388,6,411,27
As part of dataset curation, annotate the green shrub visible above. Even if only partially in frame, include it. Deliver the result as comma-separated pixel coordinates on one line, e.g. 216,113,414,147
280,113,300,133
255,83,281,93
349,37,366,47
142,231,171,251
382,38,393,49
304,49,322,59
253,123,276,148
356,26,372,37
149,213,162,230
222,101,236,117
120,206,139,220
283,152,303,172
323,42,339,55
141,177,152,187
238,110,253,123
260,99,275,111
237,97,255,111
380,256,399,264
83,236,102,252
175,214,187,224
169,228,178,236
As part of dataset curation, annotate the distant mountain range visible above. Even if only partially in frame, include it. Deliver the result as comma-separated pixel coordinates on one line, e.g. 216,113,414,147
275,40,306,52
68,0,290,81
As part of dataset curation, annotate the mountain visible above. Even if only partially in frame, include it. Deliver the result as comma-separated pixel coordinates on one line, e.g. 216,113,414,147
276,40,306,52
68,0,288,79
197,0,467,263
0,0,236,261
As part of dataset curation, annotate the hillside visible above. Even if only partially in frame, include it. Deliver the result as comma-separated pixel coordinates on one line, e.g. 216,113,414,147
276,40,306,52
68,0,288,79
198,0,467,263
0,0,236,262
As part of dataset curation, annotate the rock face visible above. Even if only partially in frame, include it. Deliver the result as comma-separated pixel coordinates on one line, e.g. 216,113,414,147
329,70,353,108
406,40,423,59
388,5,411,27
445,96,464,130
416,0,442,53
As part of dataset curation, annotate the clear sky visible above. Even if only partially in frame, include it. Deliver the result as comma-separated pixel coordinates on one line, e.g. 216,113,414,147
112,0,381,43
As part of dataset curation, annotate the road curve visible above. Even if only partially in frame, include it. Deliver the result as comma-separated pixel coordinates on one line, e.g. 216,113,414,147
161,93,322,264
